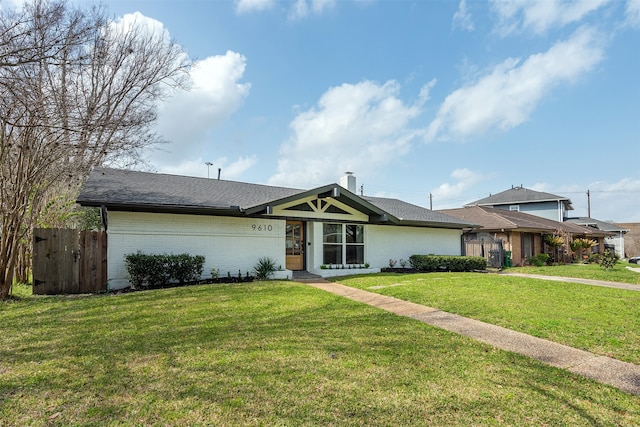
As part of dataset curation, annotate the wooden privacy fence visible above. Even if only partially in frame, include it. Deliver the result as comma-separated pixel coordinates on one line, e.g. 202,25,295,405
33,228,107,295
464,239,504,268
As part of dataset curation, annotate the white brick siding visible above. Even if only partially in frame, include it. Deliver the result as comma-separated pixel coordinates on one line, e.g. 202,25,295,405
107,211,464,289
308,222,462,270
365,225,462,268
107,211,285,289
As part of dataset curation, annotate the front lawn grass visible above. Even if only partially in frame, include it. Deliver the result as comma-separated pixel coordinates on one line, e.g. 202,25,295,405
508,261,640,284
1,281,639,425
337,272,640,364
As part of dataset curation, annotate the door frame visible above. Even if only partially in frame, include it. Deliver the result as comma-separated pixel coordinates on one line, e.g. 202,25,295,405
285,220,305,271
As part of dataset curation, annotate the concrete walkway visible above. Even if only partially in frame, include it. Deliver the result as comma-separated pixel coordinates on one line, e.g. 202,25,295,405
499,272,640,291
297,277,640,396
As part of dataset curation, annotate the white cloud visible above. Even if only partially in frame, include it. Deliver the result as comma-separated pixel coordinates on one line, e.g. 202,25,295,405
110,11,168,36
235,0,275,14
288,0,336,20
426,26,604,142
491,0,611,35
453,0,475,31
153,51,251,165
625,0,640,28
218,155,258,179
268,80,422,188
431,168,488,208
159,156,257,180
418,79,437,104
0,0,27,11
95,12,252,175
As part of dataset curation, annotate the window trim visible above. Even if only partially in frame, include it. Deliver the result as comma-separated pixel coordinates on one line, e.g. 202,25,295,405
322,223,365,265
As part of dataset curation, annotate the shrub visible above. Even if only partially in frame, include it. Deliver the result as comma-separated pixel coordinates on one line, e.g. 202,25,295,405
169,253,205,284
527,253,550,267
599,249,619,271
587,253,601,264
408,255,486,272
254,256,277,280
124,252,205,289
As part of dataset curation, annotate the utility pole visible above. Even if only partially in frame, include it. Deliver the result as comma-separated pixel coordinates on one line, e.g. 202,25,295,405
587,189,591,218
205,162,213,178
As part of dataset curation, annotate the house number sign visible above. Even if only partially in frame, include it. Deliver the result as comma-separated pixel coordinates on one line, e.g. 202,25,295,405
251,224,273,232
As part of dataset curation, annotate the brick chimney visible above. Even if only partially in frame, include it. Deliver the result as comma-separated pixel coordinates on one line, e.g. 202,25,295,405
340,172,356,193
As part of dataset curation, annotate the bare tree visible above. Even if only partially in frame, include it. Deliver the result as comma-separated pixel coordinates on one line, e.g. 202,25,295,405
0,0,189,299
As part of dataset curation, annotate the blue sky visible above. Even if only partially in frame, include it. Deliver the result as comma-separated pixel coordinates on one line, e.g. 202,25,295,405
98,1,638,221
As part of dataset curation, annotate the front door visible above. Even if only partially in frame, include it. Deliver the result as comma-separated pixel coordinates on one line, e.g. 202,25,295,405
285,221,304,270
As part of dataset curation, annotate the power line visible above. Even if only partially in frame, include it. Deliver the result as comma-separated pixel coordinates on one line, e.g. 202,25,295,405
561,190,640,194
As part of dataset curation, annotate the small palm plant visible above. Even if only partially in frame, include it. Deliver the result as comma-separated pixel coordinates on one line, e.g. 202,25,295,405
254,256,277,280
544,234,565,263
570,238,597,262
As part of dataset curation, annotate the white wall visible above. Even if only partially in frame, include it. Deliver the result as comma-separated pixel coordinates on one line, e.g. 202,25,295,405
495,201,563,222
366,225,462,268
107,211,465,289
107,211,285,290
308,222,463,270
605,233,625,258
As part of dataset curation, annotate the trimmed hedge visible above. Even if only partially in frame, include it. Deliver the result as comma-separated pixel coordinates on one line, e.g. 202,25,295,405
409,255,487,272
124,252,205,289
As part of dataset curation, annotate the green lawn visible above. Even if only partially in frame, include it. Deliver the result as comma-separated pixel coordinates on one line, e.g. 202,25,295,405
337,271,640,364
507,261,640,284
1,281,640,426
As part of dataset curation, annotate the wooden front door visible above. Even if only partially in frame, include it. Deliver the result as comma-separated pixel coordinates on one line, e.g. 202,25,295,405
285,221,304,270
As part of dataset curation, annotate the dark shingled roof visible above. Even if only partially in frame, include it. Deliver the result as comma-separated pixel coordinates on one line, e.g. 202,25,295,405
565,217,629,233
466,186,574,210
363,196,471,225
78,167,472,229
440,206,613,237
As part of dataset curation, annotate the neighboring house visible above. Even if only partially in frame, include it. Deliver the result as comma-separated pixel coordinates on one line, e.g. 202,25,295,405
77,168,474,290
465,186,573,222
466,186,625,258
616,223,640,257
564,217,628,258
440,206,613,266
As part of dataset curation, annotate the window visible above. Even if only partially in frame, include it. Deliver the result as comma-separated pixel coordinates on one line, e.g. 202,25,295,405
509,205,520,211
323,224,342,265
345,224,364,264
323,223,364,265
522,233,533,259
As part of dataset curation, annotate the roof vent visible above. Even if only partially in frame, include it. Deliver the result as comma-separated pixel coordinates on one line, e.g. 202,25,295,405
340,172,356,193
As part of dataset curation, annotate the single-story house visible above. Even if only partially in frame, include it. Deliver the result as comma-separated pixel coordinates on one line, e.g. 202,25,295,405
564,217,628,259
439,206,614,266
77,168,475,290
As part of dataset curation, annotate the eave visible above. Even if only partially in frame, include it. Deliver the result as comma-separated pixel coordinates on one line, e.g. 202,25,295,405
78,201,244,217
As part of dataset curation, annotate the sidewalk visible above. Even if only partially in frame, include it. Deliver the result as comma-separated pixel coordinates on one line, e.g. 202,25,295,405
499,272,640,291
297,277,640,396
